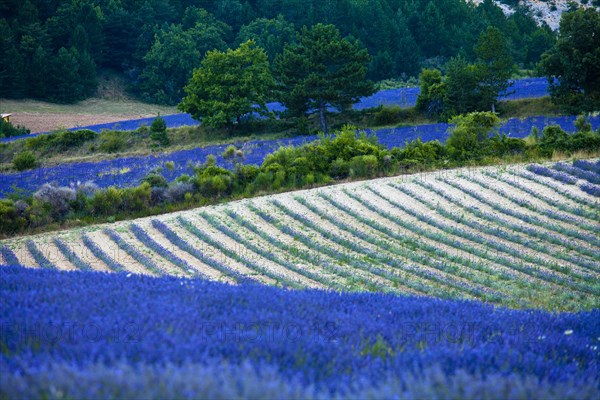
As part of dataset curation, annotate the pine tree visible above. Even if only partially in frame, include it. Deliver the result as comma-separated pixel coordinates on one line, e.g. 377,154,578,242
274,24,373,132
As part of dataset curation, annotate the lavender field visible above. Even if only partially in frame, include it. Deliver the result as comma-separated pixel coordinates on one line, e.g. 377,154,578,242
0,78,549,144
2,115,598,198
1,159,599,398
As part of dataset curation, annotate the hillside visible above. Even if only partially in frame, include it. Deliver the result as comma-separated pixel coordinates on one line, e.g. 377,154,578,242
3,160,598,311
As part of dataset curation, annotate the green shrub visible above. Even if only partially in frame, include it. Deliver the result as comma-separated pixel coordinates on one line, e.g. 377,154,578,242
91,187,123,216
373,106,403,125
164,161,175,171
141,173,168,188
447,112,500,161
122,183,151,212
150,115,170,146
25,129,96,152
13,151,37,171
98,131,126,153
349,154,379,177
0,199,27,234
329,158,350,179
0,119,30,138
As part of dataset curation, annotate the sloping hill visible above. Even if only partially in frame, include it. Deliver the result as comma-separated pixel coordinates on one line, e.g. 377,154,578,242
1,161,599,311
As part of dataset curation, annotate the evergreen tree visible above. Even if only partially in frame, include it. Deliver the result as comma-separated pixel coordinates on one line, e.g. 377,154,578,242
274,23,374,132
474,26,515,112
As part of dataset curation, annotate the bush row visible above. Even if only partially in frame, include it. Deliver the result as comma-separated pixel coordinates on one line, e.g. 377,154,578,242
1,114,599,236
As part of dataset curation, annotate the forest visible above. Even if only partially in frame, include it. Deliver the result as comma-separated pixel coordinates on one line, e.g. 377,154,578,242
0,0,556,104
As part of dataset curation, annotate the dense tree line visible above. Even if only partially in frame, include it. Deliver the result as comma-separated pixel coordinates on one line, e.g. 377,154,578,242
0,0,555,104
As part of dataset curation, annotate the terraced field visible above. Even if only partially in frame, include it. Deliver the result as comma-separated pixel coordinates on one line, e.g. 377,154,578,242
2,162,599,311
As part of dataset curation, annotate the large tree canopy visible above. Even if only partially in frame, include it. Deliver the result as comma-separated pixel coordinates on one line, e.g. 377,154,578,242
274,23,374,132
178,40,274,130
541,8,600,112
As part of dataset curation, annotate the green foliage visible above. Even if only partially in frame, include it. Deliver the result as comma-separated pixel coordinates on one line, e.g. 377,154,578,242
236,15,296,62
141,173,168,188
179,40,274,129
13,151,37,171
139,10,231,105
538,124,600,156
26,129,97,153
391,139,446,168
415,69,445,118
97,131,126,153
0,0,555,106
575,115,592,133
3,119,600,237
541,9,600,113
0,119,30,138
150,115,170,146
447,112,500,161
274,24,374,133
474,26,515,112
90,187,123,216
0,199,27,234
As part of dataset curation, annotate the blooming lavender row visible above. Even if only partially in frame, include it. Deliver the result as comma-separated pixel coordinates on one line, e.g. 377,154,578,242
400,181,600,280
554,162,600,185
359,185,592,294
0,245,19,265
176,216,304,289
527,164,578,184
129,224,203,278
25,240,55,269
103,229,164,276
7,360,598,399
452,176,600,251
573,159,600,175
580,183,600,198
1,265,598,397
81,234,126,273
292,195,514,305
484,171,600,222
2,115,599,199
53,238,93,271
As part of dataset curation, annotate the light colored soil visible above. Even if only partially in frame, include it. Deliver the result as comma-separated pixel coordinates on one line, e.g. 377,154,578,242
1,97,178,133
9,113,146,134
86,230,150,275
137,220,233,282
204,209,347,288
390,179,599,280
187,212,322,288
443,176,598,256
113,225,185,277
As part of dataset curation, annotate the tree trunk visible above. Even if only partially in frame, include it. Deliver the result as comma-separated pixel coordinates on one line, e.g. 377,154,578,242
319,100,328,133
491,102,496,113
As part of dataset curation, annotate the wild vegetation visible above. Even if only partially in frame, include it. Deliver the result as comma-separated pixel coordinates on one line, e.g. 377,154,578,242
0,115,598,237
